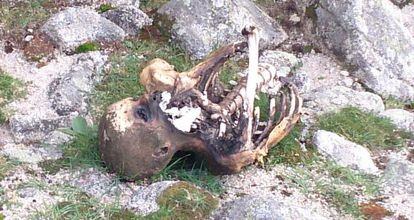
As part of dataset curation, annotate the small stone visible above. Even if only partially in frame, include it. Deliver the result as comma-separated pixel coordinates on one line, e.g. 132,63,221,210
289,14,301,24
380,109,414,133
24,35,34,42
313,130,379,174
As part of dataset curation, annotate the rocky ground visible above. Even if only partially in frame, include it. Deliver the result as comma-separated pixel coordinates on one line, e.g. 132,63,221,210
0,0,413,219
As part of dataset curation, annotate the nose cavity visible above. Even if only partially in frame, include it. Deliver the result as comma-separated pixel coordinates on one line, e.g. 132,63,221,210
153,146,169,158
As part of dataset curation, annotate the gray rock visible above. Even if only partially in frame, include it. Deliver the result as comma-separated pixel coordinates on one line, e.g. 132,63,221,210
43,130,72,147
304,86,385,114
390,0,411,8
42,7,125,50
158,0,287,59
49,52,106,116
402,4,414,36
381,153,414,218
313,130,379,174
215,195,329,220
293,53,356,95
0,144,44,163
316,0,414,101
8,52,107,144
380,109,414,133
102,5,152,36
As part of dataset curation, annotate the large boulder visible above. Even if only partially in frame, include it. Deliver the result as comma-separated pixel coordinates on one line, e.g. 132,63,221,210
42,7,125,51
313,130,379,174
316,0,414,101
158,0,287,59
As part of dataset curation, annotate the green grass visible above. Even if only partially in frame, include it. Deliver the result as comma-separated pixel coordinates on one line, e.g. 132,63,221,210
218,60,245,88
35,185,139,220
97,4,114,13
0,0,51,34
318,107,412,150
92,39,194,117
266,125,316,166
75,42,100,54
288,158,379,218
151,154,222,195
0,156,20,181
39,117,102,174
0,71,25,124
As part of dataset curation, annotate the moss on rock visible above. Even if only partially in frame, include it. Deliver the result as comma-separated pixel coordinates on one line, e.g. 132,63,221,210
155,182,219,219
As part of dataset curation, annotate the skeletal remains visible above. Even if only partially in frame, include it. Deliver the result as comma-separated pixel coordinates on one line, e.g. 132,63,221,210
98,27,302,179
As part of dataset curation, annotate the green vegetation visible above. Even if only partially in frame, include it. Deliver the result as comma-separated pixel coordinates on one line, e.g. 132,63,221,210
0,156,20,181
97,4,114,13
93,39,195,116
266,125,316,166
75,42,100,54
305,3,319,23
218,59,245,88
384,97,414,110
140,0,169,11
0,1,51,34
0,71,25,124
318,107,412,150
155,182,218,220
151,154,222,194
288,158,379,218
39,117,101,174
34,184,139,220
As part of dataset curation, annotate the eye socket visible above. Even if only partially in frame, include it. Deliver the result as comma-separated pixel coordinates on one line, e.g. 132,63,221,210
135,106,151,122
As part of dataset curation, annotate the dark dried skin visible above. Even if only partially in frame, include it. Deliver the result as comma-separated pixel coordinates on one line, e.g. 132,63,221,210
99,42,302,179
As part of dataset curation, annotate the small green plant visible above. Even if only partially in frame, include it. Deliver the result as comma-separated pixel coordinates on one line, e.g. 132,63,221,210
155,182,219,220
318,107,412,150
75,42,100,54
98,4,114,13
39,117,102,173
0,71,25,124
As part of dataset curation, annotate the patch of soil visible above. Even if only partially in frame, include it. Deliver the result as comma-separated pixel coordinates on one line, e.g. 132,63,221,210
360,202,392,220
22,33,56,66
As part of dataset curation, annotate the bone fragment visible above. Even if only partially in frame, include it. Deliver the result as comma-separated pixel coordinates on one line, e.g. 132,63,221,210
243,26,260,150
